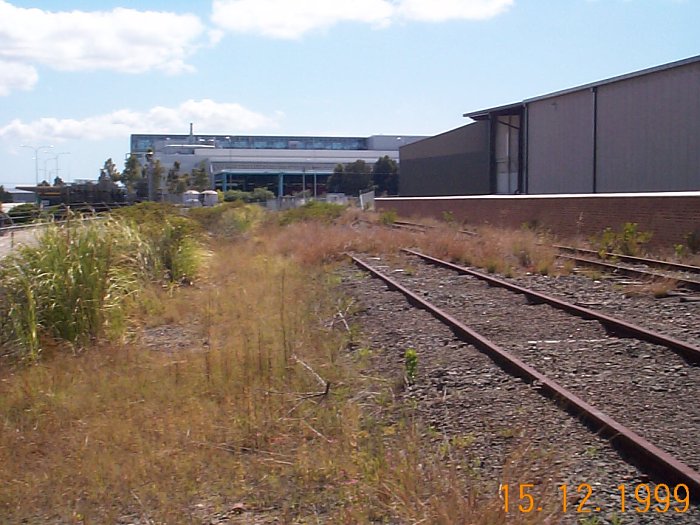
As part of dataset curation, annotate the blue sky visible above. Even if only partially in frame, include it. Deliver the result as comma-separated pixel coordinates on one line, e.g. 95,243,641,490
1,0,698,187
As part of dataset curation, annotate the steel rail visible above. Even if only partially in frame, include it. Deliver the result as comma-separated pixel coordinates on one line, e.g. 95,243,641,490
392,219,478,236
401,248,700,364
557,254,700,292
555,245,700,275
351,254,700,498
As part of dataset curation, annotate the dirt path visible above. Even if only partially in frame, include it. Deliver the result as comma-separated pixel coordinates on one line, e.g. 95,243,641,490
0,227,40,259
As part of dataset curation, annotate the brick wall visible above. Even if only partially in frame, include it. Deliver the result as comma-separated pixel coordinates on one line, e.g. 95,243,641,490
376,194,700,248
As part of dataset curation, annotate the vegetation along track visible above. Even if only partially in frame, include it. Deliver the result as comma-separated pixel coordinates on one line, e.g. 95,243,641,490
556,248,700,292
386,219,700,290
556,245,700,277
396,250,700,473
348,253,700,509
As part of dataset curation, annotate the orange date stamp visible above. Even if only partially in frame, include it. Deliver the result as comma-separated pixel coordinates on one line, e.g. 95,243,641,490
499,482,692,514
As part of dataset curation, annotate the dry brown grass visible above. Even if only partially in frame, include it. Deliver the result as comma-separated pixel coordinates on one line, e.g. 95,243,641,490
0,210,569,523
621,278,679,298
0,241,355,522
261,210,563,278
261,219,417,265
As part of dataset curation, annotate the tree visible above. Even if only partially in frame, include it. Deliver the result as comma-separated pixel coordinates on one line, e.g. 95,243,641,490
372,155,398,196
327,164,345,194
102,158,121,183
167,161,186,194
122,154,143,192
151,159,165,200
0,185,12,203
327,160,372,195
53,176,65,187
190,161,210,191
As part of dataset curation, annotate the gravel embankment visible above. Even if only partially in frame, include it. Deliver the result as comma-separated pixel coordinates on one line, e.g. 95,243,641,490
341,257,700,524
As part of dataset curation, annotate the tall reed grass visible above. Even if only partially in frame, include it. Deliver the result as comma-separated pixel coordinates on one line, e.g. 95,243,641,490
0,213,201,359
0,219,143,357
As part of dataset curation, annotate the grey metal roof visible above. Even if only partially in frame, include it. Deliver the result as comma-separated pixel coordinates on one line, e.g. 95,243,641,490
464,54,700,119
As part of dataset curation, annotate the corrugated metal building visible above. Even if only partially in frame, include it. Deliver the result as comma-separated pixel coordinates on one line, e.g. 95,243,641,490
400,55,700,196
399,121,490,196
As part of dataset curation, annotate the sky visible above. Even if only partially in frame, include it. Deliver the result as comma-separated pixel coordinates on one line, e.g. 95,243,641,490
0,0,698,188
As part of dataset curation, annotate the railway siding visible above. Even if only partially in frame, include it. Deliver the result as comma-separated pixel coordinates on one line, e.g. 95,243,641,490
389,253,700,475
341,260,700,523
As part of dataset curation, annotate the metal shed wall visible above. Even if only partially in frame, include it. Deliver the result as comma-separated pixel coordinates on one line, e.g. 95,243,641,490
526,90,595,193
399,121,490,196
596,61,700,192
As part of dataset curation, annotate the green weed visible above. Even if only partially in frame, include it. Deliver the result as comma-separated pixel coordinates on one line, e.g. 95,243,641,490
379,209,398,225
278,201,346,225
594,222,652,257
404,348,418,384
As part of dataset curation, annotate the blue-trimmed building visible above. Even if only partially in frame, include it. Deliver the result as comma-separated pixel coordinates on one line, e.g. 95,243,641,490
130,129,426,197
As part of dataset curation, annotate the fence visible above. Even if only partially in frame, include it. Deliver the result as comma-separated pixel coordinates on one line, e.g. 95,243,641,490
359,190,375,211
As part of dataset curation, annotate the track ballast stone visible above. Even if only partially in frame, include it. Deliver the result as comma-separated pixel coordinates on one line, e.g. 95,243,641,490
340,257,700,524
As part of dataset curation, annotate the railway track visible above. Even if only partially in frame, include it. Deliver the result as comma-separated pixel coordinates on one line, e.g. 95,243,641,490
557,251,700,292
392,219,477,236
556,245,700,276
384,218,700,290
347,251,700,512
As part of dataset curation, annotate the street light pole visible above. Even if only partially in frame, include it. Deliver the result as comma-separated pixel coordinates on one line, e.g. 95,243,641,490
20,144,54,186
54,152,71,182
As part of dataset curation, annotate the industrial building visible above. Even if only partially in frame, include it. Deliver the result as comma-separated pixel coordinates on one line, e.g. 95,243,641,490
130,131,425,197
399,55,700,196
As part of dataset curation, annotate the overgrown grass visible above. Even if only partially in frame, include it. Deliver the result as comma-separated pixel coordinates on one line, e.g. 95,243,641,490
114,202,202,283
278,200,346,225
0,219,146,358
187,201,265,236
0,212,202,359
426,225,560,276
0,206,575,522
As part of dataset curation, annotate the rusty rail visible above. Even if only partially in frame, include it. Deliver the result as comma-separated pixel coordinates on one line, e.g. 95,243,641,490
402,249,700,364
555,245,700,275
556,253,700,292
351,254,700,498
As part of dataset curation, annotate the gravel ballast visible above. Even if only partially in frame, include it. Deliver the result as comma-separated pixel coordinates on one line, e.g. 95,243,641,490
341,256,700,524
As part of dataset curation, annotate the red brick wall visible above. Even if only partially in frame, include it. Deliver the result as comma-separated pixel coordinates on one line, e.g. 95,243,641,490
376,194,700,248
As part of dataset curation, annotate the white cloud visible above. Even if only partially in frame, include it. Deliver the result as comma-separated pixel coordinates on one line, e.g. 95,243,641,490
0,99,281,143
397,0,514,22
0,1,205,76
211,0,514,38
211,0,394,39
0,60,38,96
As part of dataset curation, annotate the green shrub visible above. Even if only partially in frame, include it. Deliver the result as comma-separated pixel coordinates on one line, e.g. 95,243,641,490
686,230,700,254
223,189,249,202
0,207,205,358
379,210,398,225
279,201,345,225
223,187,275,203
593,222,652,257
112,202,182,226
189,202,264,236
7,203,39,224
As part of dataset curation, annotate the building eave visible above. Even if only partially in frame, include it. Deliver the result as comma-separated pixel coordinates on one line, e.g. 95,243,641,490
464,54,700,119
